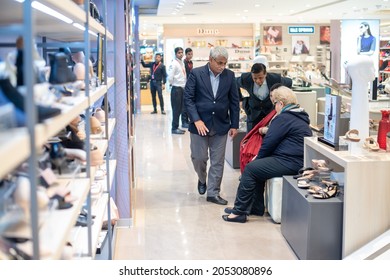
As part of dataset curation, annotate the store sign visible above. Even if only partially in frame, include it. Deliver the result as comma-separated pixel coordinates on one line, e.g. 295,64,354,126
196,28,220,35
288,26,315,34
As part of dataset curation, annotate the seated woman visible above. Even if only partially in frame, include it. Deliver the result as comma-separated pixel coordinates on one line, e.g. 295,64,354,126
222,85,312,223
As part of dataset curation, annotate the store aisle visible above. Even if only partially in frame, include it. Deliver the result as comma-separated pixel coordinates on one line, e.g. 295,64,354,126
113,101,296,260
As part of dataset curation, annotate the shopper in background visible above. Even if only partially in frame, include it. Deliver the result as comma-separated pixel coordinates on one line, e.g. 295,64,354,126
237,60,292,133
357,21,376,56
168,47,186,134
222,86,312,223
141,53,167,114
184,46,240,205
181,47,193,129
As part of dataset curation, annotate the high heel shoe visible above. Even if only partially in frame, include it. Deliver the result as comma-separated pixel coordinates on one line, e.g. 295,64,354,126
222,214,247,223
311,159,332,172
293,167,314,179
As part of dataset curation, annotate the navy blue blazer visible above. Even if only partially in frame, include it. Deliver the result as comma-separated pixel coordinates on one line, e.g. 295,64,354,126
184,64,240,136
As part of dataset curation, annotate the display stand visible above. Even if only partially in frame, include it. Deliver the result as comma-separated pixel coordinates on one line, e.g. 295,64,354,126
225,130,246,169
344,55,376,141
281,176,343,260
304,137,390,257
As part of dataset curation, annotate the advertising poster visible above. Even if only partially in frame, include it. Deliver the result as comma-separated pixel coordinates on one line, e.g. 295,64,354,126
340,19,380,83
263,26,283,46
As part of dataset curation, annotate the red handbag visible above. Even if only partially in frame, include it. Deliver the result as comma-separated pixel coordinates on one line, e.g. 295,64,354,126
239,110,276,173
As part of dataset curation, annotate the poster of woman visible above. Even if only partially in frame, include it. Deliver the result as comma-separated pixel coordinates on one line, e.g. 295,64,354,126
320,26,331,45
340,19,379,83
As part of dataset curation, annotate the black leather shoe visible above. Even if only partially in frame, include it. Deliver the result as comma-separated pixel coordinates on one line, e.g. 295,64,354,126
150,110,157,114
172,129,185,134
222,214,247,223
161,111,166,115
197,180,206,195
225,207,263,216
207,196,228,205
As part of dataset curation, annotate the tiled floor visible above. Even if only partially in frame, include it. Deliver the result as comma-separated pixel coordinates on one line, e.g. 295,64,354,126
113,100,296,260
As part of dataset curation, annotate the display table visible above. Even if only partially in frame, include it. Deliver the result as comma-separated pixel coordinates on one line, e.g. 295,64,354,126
281,176,343,260
225,130,246,169
304,136,390,257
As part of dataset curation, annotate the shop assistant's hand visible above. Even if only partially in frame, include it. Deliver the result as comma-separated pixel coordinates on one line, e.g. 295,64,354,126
194,120,209,136
162,84,165,90
229,128,238,139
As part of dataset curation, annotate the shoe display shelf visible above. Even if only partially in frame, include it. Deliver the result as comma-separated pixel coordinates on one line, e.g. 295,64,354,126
281,175,343,260
304,136,390,258
0,0,116,259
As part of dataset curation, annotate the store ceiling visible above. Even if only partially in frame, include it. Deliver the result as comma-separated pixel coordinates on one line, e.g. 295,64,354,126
134,0,390,38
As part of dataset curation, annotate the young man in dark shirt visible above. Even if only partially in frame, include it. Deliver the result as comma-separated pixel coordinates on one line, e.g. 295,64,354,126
181,48,193,127
141,53,167,114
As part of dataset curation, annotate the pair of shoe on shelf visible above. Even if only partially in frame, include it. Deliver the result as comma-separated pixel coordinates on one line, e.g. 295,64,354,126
307,180,339,199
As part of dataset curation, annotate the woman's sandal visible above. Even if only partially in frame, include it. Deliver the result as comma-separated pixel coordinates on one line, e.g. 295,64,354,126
297,179,311,189
312,185,338,199
321,179,339,187
307,185,324,194
363,137,380,151
344,129,360,142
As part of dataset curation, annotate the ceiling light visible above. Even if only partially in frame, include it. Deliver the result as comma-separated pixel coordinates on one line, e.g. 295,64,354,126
32,1,73,24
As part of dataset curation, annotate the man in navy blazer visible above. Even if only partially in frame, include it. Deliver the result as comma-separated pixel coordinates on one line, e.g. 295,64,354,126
184,46,240,205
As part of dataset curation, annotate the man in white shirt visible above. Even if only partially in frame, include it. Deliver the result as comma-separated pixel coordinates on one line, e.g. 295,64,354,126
168,47,186,134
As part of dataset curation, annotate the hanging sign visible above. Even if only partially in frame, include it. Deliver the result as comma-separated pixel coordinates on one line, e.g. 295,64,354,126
288,26,315,34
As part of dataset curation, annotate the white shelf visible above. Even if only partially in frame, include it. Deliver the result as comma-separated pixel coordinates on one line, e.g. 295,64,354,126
0,0,113,41
72,159,117,259
0,0,116,260
14,177,90,259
